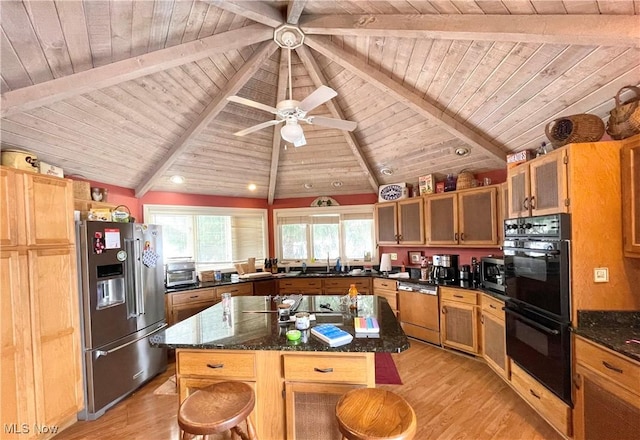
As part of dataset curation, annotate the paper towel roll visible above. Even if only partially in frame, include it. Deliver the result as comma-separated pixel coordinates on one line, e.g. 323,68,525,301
380,253,392,273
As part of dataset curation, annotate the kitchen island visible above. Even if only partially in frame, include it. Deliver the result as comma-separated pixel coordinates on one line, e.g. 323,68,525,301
150,295,409,440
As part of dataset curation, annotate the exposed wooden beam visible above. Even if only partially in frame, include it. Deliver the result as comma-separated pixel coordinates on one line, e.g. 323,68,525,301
295,45,379,193
300,14,640,48
202,0,283,28
0,24,274,118
304,36,506,162
268,48,288,205
135,41,279,197
287,0,308,25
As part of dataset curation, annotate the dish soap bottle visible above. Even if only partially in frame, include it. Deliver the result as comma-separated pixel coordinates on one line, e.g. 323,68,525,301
348,284,358,311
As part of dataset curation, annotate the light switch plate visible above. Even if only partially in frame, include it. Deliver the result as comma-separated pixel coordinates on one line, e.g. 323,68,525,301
390,253,398,261
594,267,609,283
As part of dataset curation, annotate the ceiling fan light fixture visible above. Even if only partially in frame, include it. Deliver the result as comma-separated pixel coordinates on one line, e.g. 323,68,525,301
281,121,304,143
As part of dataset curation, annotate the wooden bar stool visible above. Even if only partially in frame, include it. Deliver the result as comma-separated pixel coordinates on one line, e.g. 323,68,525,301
177,381,257,440
335,388,416,440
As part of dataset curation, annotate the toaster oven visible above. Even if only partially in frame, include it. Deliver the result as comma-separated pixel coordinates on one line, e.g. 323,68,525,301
165,261,197,287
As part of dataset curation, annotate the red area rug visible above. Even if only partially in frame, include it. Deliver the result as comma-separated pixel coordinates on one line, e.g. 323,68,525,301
375,352,402,385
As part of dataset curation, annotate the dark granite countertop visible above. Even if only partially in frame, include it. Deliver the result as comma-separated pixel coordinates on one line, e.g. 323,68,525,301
573,311,640,363
150,295,410,353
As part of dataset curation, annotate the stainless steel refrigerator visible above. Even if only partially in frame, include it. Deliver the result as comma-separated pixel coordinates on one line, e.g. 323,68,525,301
76,221,167,420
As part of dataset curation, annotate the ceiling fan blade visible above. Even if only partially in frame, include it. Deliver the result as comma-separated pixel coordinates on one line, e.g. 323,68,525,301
234,119,282,136
293,132,307,148
227,96,278,114
298,85,337,113
308,116,357,131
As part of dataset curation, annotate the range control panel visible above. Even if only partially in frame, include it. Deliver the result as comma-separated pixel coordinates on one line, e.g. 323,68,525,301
504,213,571,240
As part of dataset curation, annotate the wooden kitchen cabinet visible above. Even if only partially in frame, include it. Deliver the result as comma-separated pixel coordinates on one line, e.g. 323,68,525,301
507,148,568,218
439,287,479,355
175,350,259,437
621,135,640,257
373,278,397,315
374,198,424,245
323,277,371,295
278,277,323,295
283,352,374,440
1,167,22,247
573,335,640,440
425,186,499,247
218,282,253,297
480,293,509,380
0,167,82,440
165,288,218,326
511,362,572,438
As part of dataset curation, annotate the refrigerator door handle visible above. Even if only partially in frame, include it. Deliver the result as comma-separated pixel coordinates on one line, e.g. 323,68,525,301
94,323,167,359
135,238,145,315
124,238,138,317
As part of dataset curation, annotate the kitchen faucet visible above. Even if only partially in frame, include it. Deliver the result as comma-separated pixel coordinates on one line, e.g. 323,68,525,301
327,253,330,272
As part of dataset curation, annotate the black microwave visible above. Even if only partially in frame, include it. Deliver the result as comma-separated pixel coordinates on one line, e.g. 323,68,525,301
480,257,505,294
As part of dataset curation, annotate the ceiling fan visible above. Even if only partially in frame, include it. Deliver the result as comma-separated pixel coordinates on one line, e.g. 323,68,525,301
227,28,357,147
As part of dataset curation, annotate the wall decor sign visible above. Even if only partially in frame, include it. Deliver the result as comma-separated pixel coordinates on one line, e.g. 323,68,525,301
409,251,422,264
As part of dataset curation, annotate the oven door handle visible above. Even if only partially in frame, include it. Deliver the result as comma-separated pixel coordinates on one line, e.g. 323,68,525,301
506,308,560,336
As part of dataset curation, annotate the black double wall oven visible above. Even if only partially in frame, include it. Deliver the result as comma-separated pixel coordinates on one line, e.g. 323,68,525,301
503,213,572,406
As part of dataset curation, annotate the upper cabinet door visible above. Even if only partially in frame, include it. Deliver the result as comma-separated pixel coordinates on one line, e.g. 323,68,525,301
507,165,530,218
426,193,457,245
0,167,21,247
23,174,75,247
622,136,640,257
375,202,398,245
529,148,568,216
397,198,424,245
458,187,498,246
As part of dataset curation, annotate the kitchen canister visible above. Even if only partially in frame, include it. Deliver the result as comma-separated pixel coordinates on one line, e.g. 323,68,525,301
295,312,310,330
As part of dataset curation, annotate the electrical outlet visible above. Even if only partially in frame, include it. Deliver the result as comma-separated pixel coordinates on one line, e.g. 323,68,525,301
390,253,398,261
594,267,609,283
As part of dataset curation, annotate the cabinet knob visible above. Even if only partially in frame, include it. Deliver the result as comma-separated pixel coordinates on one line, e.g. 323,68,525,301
523,197,529,210
530,196,536,209
314,367,334,373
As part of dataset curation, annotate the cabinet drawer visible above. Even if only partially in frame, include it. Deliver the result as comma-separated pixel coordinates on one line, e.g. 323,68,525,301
279,279,322,289
218,283,253,296
481,294,504,320
510,362,571,437
171,288,217,306
283,354,370,384
373,278,396,291
440,287,477,305
177,351,256,380
575,336,640,395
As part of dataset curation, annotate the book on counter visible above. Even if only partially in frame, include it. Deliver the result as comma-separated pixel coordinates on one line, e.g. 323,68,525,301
354,317,379,334
311,324,353,347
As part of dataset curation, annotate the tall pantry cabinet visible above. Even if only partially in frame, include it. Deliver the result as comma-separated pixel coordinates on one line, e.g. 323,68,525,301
1,166,83,439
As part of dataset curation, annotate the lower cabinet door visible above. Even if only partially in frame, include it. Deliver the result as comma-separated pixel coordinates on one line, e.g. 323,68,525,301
285,382,365,440
440,301,478,354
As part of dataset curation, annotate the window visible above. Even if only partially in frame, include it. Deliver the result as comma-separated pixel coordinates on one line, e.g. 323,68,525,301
274,205,375,265
144,205,268,270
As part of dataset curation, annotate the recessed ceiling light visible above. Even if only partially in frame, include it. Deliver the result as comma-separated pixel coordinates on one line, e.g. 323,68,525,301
303,183,313,189
455,147,471,157
380,167,394,176
331,181,343,188
247,183,257,191
170,175,185,184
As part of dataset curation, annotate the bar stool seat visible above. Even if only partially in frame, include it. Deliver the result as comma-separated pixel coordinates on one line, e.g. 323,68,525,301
335,388,416,440
178,381,257,440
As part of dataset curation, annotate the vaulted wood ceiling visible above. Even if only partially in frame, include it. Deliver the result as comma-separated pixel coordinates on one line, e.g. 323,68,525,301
1,1,639,202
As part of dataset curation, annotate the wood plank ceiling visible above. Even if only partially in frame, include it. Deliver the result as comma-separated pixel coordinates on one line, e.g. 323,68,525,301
1,1,639,202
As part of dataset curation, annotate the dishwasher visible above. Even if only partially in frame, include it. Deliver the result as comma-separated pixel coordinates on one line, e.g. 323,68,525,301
397,282,440,346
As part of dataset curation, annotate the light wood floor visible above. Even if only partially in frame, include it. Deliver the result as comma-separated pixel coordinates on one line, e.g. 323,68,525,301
53,340,562,440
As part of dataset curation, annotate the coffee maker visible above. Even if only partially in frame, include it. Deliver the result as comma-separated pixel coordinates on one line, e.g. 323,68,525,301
430,254,459,283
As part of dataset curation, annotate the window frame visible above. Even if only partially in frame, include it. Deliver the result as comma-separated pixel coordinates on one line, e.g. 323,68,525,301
144,204,269,271
273,205,376,267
